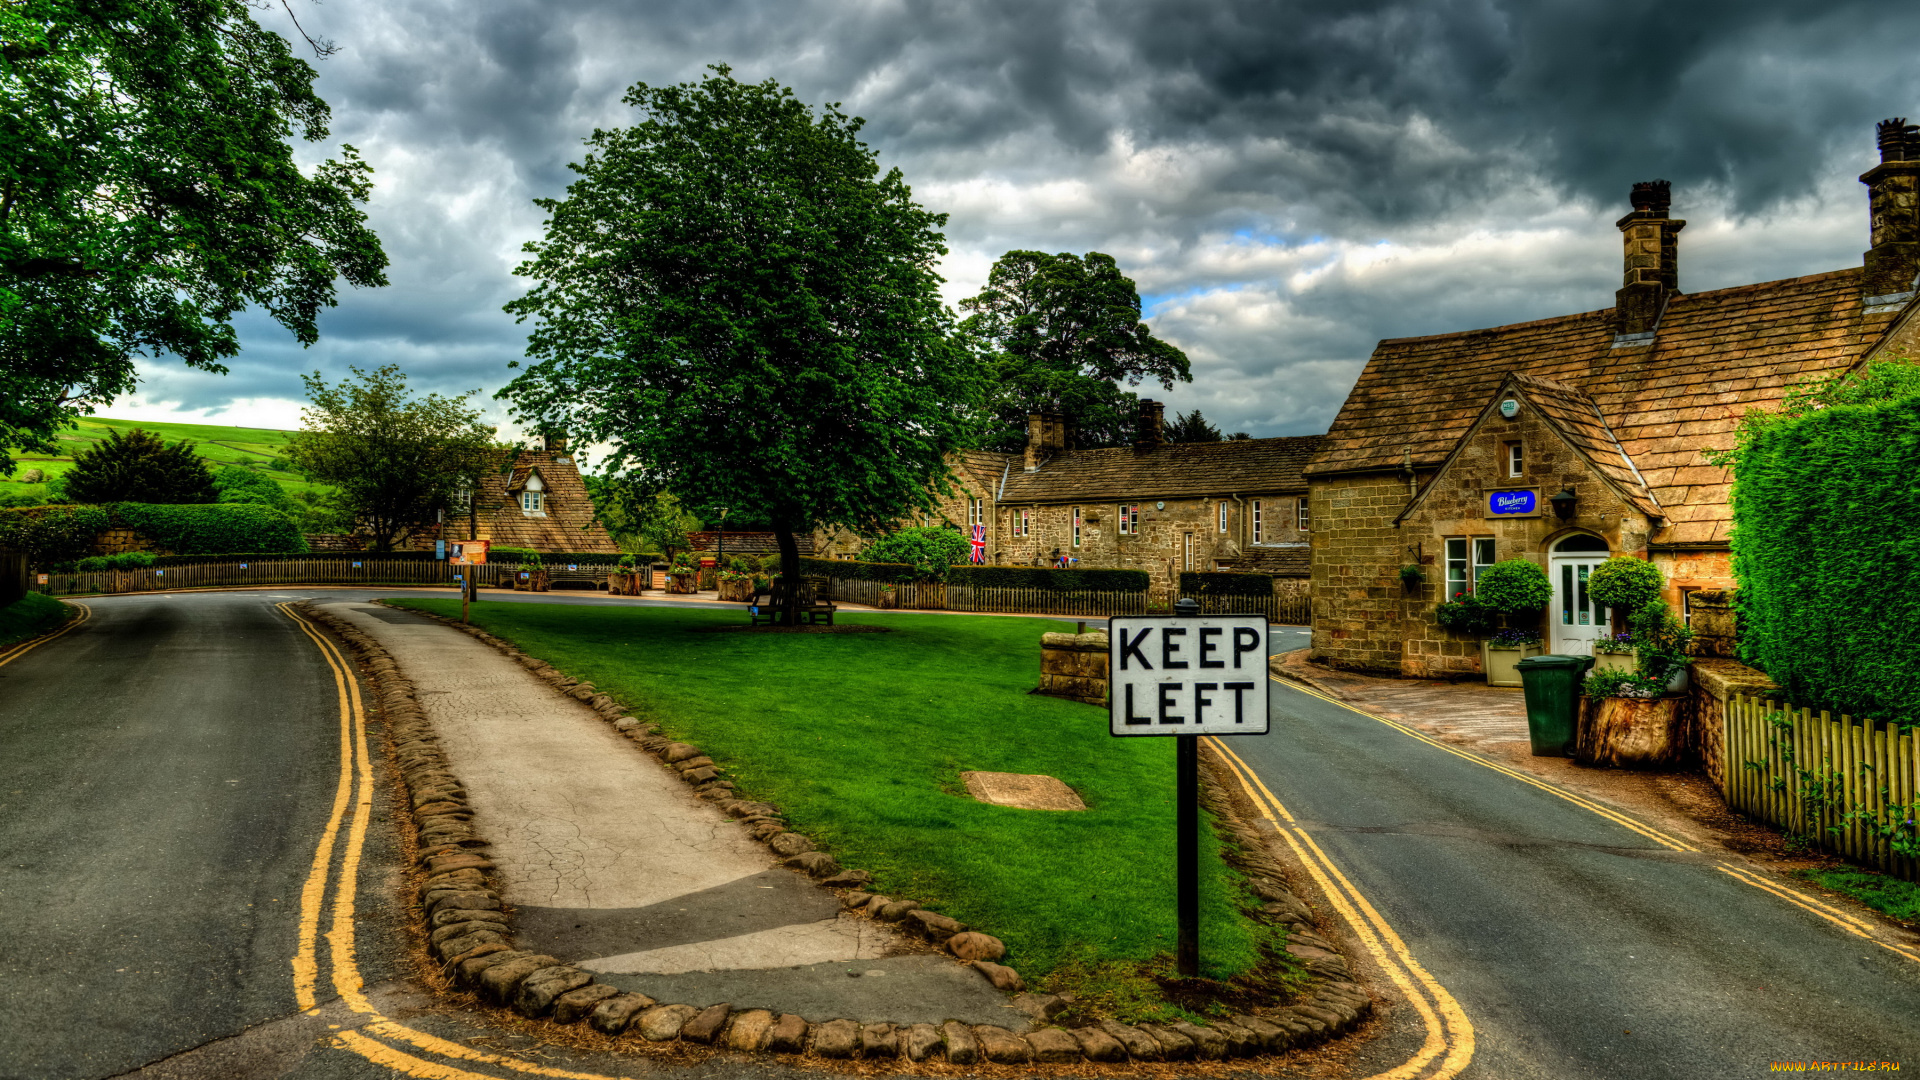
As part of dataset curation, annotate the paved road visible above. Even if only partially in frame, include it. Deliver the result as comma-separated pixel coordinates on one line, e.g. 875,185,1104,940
1231,680,1920,1079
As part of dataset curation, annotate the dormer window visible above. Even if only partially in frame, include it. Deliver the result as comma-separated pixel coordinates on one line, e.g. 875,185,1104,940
519,473,547,516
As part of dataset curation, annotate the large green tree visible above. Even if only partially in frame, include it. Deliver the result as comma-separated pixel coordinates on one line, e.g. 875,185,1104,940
501,67,984,621
0,0,388,471
62,426,215,503
285,365,497,552
959,250,1190,450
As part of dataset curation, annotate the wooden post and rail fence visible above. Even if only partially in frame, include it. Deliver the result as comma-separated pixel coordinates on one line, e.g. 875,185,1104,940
1721,693,1919,883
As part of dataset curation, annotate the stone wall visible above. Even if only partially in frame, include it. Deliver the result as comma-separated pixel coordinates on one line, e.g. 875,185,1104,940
994,496,1306,604
1037,631,1108,705
1689,657,1778,789
1308,472,1422,674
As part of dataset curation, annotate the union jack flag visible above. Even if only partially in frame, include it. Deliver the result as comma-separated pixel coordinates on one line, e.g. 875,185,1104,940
970,523,987,564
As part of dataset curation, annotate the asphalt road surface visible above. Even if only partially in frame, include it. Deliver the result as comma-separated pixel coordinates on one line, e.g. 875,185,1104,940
1228,679,1920,1079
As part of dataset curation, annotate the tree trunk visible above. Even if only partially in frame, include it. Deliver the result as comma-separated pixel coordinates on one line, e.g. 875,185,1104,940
1578,695,1688,768
774,524,802,625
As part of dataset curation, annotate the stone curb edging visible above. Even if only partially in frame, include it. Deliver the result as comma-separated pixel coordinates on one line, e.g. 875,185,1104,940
303,599,1372,1063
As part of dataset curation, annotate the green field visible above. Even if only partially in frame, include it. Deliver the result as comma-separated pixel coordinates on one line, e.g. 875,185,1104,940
393,599,1292,1019
1,416,327,503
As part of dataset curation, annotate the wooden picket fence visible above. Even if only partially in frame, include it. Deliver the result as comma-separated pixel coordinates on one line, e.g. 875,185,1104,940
1190,588,1311,626
1723,694,1919,882
37,557,509,595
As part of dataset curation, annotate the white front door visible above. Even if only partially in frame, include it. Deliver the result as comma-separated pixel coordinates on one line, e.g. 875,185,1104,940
1549,554,1608,655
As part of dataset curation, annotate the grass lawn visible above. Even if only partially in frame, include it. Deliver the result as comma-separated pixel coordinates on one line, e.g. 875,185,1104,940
1798,865,1920,924
393,599,1282,1001
0,593,71,648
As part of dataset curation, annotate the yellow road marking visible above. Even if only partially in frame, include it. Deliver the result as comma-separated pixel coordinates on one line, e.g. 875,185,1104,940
279,602,357,1011
1275,674,1920,968
0,600,89,668
1208,736,1475,1080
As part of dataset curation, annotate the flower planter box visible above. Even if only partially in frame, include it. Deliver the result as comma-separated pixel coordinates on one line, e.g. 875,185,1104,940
1482,641,1543,687
877,589,899,610
1578,694,1688,769
717,577,754,602
665,574,698,594
606,571,644,596
1591,650,1636,675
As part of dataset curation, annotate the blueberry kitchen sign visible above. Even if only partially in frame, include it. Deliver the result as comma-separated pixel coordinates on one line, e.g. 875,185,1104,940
1487,488,1540,517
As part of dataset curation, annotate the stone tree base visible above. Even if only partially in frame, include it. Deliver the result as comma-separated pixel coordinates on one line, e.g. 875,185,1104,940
1579,695,1688,768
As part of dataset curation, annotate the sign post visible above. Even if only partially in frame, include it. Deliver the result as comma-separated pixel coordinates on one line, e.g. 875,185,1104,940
1108,599,1269,977
450,541,489,623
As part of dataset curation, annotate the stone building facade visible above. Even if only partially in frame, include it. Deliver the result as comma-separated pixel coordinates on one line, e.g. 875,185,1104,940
414,434,618,555
1308,123,1920,676
819,403,1323,604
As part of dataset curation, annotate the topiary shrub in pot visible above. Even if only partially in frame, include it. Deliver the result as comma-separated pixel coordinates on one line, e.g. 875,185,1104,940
1472,559,1552,685
1586,556,1665,640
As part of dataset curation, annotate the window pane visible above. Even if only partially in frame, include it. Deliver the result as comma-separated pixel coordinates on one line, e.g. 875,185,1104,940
1562,564,1574,624
1576,564,1591,625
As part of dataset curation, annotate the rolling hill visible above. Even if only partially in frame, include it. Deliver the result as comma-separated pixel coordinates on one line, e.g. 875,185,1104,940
1,416,328,503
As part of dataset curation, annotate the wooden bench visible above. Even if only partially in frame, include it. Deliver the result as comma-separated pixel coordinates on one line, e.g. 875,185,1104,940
747,580,836,626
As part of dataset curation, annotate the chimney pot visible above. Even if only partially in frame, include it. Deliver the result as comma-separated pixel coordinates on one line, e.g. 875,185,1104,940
1133,400,1166,454
1614,181,1683,337
1024,411,1070,471
1861,118,1920,300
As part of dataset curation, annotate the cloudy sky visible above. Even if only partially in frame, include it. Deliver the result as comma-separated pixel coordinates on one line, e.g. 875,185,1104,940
112,0,1920,445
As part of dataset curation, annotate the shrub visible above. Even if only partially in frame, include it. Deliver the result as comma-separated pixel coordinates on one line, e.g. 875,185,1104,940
1488,626,1541,647
1399,564,1427,588
1583,668,1668,700
799,556,1149,593
1731,388,1920,725
1629,600,1693,683
75,551,157,572
211,465,301,517
1434,595,1498,636
1179,571,1278,598
1586,556,1665,610
64,428,217,504
0,504,113,564
1475,559,1553,613
861,526,973,580
112,502,306,555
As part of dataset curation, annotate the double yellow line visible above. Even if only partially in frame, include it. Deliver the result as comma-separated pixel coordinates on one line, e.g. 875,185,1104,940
0,600,89,669
1269,678,1920,967
279,602,633,1080
1208,734,1476,1080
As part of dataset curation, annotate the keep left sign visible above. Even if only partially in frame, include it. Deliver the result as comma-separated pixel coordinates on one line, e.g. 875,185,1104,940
1107,614,1270,737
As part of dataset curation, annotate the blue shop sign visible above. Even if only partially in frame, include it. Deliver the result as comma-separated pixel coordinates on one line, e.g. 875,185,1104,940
1488,488,1538,516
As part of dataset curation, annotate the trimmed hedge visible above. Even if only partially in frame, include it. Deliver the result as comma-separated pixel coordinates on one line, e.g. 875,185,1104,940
153,551,437,566
800,556,1150,593
1179,571,1277,598
1732,392,1920,726
0,505,113,564
113,502,305,556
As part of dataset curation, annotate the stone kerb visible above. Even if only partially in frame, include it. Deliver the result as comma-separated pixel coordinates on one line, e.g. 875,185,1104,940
1037,630,1109,705
295,600,1371,1065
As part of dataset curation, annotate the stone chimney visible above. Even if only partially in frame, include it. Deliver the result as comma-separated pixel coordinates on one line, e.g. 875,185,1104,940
1023,412,1068,471
1133,399,1165,455
542,430,569,455
1861,118,1920,302
1614,180,1684,338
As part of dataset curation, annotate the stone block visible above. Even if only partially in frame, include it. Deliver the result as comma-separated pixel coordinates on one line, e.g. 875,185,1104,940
971,1026,1033,1063
636,1003,698,1041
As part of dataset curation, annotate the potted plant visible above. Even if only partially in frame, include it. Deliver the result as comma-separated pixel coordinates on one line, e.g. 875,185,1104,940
1435,593,1499,638
666,556,698,594
1473,559,1553,687
1586,555,1665,639
523,552,549,592
1576,599,1695,767
1399,564,1428,592
716,557,755,602
1592,632,1636,674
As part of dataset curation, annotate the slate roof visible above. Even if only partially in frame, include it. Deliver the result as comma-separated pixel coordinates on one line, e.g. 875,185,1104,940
951,450,1017,498
1219,546,1311,576
686,531,815,555
1308,267,1907,544
470,450,619,553
999,435,1323,504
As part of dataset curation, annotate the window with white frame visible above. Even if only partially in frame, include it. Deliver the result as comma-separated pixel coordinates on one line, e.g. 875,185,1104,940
1252,500,1263,544
968,498,984,529
1444,537,1497,599
1506,442,1524,478
1012,508,1030,537
1072,507,1082,547
519,473,546,516
1117,504,1139,536
1219,501,1228,532
1297,496,1310,532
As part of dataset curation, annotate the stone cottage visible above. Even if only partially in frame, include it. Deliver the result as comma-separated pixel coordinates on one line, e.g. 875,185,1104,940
425,433,619,555
819,401,1324,602
1306,119,1920,677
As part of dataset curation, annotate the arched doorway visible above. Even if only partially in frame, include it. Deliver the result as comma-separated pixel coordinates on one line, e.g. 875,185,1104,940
1549,533,1611,655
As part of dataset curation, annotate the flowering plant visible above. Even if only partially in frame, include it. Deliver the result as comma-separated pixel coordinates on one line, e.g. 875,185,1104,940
1488,627,1542,648
1594,632,1635,655
1583,668,1669,700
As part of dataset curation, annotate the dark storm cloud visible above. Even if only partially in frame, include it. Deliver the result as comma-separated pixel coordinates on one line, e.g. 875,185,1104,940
125,0,1920,440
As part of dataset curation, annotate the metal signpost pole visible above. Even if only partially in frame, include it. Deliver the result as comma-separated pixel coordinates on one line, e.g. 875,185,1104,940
1108,596,1269,982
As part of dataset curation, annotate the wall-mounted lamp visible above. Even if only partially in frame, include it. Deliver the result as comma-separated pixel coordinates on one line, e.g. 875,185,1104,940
1549,487,1577,522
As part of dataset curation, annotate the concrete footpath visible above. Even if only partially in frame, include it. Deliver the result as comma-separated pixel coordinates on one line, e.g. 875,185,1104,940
318,600,1015,1025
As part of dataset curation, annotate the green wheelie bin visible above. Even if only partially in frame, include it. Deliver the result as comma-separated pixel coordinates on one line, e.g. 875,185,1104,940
1516,653,1595,757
